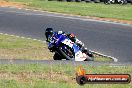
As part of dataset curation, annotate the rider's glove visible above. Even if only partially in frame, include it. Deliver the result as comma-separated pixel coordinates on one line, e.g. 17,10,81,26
48,46,54,52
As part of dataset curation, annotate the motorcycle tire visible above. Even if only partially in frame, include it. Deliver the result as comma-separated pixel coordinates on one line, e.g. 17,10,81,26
85,51,94,61
87,52,94,58
58,46,74,60
118,0,127,4
53,53,62,60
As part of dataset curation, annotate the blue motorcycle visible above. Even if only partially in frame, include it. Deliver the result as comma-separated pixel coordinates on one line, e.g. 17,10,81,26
47,33,93,61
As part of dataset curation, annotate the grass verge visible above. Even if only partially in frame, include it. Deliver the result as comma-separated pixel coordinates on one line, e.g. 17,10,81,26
2,0,132,21
0,64,131,88
0,34,54,60
0,34,112,61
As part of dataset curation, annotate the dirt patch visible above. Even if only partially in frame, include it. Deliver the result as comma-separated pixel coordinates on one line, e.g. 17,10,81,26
0,72,75,84
87,16,132,25
0,0,25,8
0,48,54,60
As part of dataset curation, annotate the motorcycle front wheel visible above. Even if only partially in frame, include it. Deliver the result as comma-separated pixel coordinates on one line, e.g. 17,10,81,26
53,53,62,60
58,46,75,60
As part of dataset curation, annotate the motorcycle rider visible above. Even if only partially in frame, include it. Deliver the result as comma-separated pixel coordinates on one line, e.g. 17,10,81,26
45,28,54,42
45,28,93,57
66,33,93,57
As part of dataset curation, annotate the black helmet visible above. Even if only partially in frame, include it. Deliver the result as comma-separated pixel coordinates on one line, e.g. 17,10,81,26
45,28,54,39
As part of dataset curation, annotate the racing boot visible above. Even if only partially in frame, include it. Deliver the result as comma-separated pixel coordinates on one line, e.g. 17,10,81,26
82,47,94,58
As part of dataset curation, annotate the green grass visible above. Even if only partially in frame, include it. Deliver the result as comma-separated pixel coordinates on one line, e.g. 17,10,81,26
0,64,132,88
6,0,132,20
0,34,54,60
0,34,43,49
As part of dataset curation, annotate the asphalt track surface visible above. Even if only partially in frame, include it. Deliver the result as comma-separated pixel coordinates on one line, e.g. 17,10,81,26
0,7,132,63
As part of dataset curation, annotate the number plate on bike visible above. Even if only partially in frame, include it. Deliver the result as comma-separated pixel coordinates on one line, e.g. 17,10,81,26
62,39,74,48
